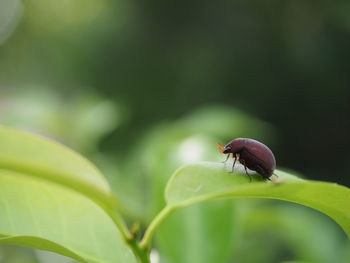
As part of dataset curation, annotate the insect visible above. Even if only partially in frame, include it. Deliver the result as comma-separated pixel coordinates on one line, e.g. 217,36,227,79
217,138,276,181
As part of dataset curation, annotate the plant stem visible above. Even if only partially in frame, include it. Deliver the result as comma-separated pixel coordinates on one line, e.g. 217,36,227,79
108,203,174,262
140,206,174,249
106,209,153,262
107,208,132,240
126,237,151,263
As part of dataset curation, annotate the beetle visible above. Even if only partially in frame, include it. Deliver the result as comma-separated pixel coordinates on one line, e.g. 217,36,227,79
217,138,276,181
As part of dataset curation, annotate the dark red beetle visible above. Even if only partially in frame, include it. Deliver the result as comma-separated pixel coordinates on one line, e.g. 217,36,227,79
217,138,276,181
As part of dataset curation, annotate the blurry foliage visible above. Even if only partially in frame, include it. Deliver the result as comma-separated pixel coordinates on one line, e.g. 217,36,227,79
0,0,349,187
24,0,109,34
234,201,350,263
0,0,23,44
0,88,121,154
156,200,238,263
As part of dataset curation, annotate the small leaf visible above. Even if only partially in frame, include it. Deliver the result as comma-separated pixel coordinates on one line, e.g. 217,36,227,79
165,162,350,238
0,170,136,263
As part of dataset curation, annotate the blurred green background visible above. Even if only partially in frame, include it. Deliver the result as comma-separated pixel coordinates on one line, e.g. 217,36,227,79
0,0,349,262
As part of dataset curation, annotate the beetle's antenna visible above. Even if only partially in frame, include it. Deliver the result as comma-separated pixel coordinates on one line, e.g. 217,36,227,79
217,143,225,153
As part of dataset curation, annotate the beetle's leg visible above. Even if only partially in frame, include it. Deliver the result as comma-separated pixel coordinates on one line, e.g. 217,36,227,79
232,155,237,173
243,163,252,182
222,153,231,163
255,164,272,181
273,172,279,178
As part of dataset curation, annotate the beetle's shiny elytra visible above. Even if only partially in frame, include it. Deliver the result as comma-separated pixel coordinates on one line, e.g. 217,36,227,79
217,138,276,181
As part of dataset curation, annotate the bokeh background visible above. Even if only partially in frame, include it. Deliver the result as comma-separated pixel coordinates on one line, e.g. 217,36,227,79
0,0,349,262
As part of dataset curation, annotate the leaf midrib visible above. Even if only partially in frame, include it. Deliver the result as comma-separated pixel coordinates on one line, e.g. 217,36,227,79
0,157,113,208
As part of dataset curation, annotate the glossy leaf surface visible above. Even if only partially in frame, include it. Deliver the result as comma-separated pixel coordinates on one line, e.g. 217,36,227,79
165,162,350,237
0,126,112,206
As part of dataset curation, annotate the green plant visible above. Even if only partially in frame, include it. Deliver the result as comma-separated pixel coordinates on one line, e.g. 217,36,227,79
0,125,349,263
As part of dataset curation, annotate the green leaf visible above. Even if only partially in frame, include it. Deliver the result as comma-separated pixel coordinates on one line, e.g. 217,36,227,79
0,125,113,207
165,162,350,238
0,126,136,261
0,170,136,263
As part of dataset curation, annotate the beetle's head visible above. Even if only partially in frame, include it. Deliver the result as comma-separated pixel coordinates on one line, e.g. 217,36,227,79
217,143,232,154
